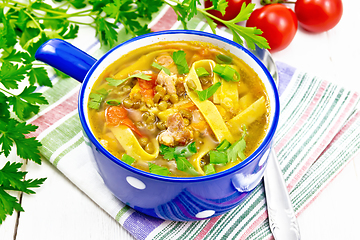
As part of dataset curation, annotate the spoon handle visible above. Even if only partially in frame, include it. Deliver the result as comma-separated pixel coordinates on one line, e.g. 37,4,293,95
263,149,301,240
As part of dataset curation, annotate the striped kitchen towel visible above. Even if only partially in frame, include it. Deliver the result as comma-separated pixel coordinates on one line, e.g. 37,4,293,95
27,5,360,240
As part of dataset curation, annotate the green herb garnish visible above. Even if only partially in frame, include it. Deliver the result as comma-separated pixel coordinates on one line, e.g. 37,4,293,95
0,162,46,224
216,139,231,151
213,65,240,82
152,62,171,75
106,99,121,106
195,82,221,101
148,163,171,176
204,164,216,175
227,138,246,162
196,67,210,77
209,126,247,164
174,142,197,157
175,156,199,176
159,142,198,176
107,73,151,87
209,150,228,164
215,54,233,64
172,50,189,74
121,154,135,165
88,88,108,110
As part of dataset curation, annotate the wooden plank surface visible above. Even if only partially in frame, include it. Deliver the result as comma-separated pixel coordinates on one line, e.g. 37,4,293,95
1,1,360,240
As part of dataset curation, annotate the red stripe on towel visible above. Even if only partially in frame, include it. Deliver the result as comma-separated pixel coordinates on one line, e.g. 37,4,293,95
150,7,178,32
28,91,79,138
239,211,268,240
194,215,221,240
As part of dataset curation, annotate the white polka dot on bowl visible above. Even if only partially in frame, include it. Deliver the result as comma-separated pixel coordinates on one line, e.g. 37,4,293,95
126,176,146,190
195,210,215,219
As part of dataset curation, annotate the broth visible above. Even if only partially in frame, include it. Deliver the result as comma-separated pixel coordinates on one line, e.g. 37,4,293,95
88,41,270,177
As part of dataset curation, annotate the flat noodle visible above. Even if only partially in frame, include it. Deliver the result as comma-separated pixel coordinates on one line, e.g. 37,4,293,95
184,60,235,143
214,65,239,112
110,125,159,162
114,49,177,79
227,96,267,137
189,137,217,176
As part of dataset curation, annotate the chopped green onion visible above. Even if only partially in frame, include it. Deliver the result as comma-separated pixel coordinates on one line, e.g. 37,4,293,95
215,54,233,64
121,154,135,165
216,140,231,151
196,67,210,77
204,164,216,175
213,65,240,82
106,99,121,106
195,82,221,101
152,62,171,75
209,150,228,165
148,163,171,176
172,50,189,74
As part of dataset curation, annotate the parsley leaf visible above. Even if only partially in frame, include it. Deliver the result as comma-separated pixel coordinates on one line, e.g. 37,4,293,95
0,161,46,224
27,67,53,87
227,138,246,162
88,88,108,110
95,17,118,47
195,82,221,101
107,73,151,87
148,163,171,176
0,119,42,163
175,156,198,176
0,62,31,90
152,62,171,75
172,50,189,74
8,86,48,120
159,142,198,176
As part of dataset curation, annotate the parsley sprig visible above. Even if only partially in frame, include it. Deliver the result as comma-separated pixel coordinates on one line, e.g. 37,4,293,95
160,142,199,176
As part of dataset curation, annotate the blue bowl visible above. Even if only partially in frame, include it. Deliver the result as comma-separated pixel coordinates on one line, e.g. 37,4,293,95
35,30,280,221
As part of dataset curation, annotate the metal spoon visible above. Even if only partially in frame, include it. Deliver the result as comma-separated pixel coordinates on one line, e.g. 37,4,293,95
247,46,301,240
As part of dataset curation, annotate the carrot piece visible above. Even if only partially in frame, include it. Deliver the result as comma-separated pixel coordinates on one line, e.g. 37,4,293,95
138,74,157,89
120,118,143,137
106,106,127,126
140,88,155,99
106,106,143,137
179,101,197,111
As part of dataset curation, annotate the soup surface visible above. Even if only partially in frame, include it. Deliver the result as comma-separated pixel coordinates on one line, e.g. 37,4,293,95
88,41,269,177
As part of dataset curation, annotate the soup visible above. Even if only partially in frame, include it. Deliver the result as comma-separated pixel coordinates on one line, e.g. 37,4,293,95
88,41,270,177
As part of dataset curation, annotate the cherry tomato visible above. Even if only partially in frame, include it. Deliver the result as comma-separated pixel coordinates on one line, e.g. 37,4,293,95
246,4,298,52
295,0,343,33
205,0,252,22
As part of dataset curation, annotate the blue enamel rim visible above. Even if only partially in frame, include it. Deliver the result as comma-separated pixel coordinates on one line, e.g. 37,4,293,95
78,30,280,183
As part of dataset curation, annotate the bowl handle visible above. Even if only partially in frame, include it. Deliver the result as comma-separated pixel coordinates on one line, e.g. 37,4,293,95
35,39,97,82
